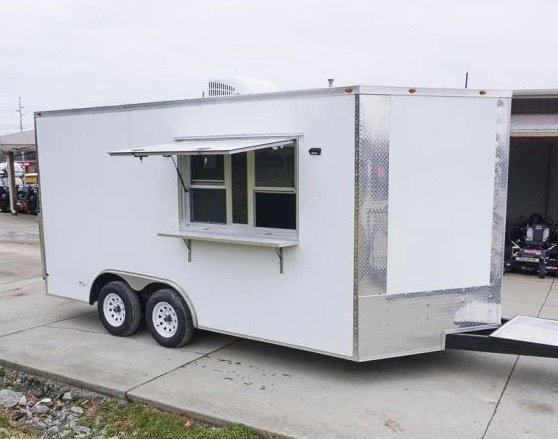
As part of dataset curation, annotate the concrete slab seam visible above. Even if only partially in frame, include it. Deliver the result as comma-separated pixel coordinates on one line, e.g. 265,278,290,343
0,311,92,339
481,277,555,439
123,338,241,395
44,325,106,335
536,277,556,317
0,276,43,287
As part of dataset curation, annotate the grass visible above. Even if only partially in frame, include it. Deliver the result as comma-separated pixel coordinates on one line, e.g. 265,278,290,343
0,410,10,429
0,409,37,438
0,398,264,439
81,400,263,439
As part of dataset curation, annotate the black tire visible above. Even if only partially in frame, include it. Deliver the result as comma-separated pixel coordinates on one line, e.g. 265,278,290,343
146,288,194,348
97,281,142,337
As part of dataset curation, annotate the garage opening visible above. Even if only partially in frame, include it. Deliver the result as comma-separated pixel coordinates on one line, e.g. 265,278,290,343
506,96,558,265
507,138,558,233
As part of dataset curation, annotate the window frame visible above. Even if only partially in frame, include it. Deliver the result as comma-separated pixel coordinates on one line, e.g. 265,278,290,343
178,142,298,236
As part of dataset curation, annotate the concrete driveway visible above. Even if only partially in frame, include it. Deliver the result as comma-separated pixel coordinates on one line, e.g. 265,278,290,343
1,213,557,438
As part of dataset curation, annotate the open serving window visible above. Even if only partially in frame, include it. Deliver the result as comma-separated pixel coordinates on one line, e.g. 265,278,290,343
109,135,300,272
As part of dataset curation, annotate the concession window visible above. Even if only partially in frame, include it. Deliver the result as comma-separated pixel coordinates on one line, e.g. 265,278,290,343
109,134,301,272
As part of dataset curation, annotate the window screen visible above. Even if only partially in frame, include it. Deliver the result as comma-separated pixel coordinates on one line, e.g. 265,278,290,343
191,155,224,184
255,192,296,229
190,188,226,223
255,146,295,187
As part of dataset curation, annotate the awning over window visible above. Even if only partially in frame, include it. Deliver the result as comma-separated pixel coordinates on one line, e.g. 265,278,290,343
109,136,297,157
511,114,558,137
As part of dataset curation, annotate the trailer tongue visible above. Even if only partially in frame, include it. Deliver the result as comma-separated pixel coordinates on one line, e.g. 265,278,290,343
446,316,558,358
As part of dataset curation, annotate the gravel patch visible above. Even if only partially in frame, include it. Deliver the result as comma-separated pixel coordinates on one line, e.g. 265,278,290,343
1,368,109,438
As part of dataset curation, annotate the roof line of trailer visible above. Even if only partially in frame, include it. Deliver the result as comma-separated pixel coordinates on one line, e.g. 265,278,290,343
35,85,512,118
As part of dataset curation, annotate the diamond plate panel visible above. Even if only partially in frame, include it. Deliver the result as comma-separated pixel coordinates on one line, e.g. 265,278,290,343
355,95,390,297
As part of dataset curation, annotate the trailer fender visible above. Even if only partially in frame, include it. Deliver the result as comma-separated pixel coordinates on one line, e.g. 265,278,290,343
89,270,198,327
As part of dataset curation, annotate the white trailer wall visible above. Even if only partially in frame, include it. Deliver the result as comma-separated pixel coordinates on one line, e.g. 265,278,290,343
387,96,497,294
36,93,357,357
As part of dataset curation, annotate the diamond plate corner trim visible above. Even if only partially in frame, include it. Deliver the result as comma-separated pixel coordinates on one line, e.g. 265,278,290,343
353,94,360,358
489,98,511,315
33,118,49,292
356,95,391,298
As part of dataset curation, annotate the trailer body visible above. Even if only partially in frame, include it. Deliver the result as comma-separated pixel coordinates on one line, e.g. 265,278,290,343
35,86,512,361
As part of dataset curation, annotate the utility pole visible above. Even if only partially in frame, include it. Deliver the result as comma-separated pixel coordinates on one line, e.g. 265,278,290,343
16,97,24,132
16,97,25,163
6,151,17,215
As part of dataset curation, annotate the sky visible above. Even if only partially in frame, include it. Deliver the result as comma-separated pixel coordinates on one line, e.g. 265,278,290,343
1,0,557,133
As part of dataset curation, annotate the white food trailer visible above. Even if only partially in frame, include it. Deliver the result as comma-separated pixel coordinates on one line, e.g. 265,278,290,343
35,85,558,361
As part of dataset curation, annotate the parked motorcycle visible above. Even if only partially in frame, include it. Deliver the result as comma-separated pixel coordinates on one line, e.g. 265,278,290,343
17,186,39,215
0,186,10,213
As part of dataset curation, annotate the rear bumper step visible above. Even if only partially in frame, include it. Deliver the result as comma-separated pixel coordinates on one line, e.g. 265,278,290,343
446,316,558,358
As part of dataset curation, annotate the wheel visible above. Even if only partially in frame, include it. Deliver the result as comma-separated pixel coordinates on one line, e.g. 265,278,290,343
146,288,194,348
97,281,142,337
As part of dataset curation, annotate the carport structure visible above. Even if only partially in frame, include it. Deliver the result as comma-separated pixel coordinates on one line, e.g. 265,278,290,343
0,130,36,214
508,91,558,237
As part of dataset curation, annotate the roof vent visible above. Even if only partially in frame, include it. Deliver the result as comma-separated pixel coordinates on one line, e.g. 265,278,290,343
207,76,279,97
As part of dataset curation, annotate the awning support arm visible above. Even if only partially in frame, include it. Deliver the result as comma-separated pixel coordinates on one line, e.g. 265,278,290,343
169,156,189,193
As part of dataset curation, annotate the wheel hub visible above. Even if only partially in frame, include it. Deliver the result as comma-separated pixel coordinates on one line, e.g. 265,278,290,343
103,293,126,327
152,302,178,338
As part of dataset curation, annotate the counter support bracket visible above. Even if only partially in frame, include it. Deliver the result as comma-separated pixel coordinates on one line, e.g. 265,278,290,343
160,231,297,272
183,238,192,262
276,247,284,274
